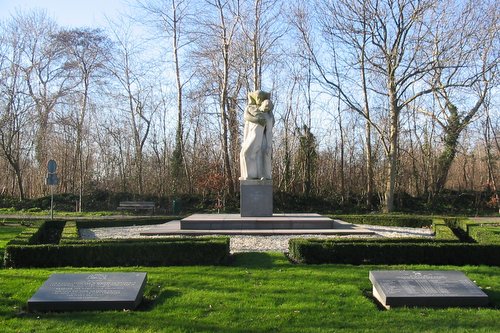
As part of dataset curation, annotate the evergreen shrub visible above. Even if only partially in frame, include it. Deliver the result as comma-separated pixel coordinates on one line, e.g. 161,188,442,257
333,214,433,227
4,237,230,267
4,220,230,267
468,226,500,244
288,239,500,266
289,218,498,265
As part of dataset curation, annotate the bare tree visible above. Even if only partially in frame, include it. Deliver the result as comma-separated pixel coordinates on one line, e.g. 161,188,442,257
0,18,34,200
107,19,158,195
136,0,191,192
53,28,111,211
15,10,73,171
420,0,499,193
191,0,243,197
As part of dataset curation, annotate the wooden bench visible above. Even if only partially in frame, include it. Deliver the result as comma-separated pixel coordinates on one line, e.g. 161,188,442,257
117,201,155,214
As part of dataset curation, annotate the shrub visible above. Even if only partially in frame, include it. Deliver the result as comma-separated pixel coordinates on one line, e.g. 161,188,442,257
59,221,79,243
433,219,460,241
468,226,500,244
333,214,433,228
4,237,230,268
74,217,178,229
288,239,500,266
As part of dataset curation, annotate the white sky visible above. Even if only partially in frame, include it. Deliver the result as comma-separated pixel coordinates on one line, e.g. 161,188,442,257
0,0,125,28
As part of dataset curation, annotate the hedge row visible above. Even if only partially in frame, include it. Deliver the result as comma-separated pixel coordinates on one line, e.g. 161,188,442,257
4,221,65,245
74,217,180,229
333,214,433,228
59,221,79,244
469,226,500,244
288,239,500,265
433,219,460,241
288,218,497,265
445,218,500,243
4,219,230,267
4,237,230,267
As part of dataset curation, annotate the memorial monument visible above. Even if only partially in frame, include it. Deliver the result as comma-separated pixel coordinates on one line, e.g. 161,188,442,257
168,89,370,234
239,90,274,217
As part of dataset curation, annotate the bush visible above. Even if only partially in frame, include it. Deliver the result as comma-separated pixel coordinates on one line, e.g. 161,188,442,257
59,221,79,243
74,217,178,229
288,239,500,266
334,214,433,228
433,219,460,241
4,237,230,268
4,219,230,267
468,226,500,244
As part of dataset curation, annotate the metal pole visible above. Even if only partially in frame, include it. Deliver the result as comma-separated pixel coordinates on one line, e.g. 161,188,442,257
50,185,54,220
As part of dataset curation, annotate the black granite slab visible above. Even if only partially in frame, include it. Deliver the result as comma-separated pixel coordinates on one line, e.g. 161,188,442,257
28,272,147,312
369,270,489,308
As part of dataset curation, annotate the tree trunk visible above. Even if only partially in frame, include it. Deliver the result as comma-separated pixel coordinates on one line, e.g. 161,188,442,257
434,103,461,193
384,83,399,213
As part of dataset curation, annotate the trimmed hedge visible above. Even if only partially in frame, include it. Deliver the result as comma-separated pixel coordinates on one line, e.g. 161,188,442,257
74,217,180,229
4,237,230,267
433,219,460,241
288,218,498,266
3,219,230,267
59,221,79,244
469,226,500,244
6,221,65,245
288,239,500,266
333,214,433,228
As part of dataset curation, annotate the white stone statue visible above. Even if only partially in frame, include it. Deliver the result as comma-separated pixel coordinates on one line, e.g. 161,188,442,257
240,90,274,180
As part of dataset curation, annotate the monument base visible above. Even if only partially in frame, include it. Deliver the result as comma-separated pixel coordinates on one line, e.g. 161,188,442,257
240,179,273,217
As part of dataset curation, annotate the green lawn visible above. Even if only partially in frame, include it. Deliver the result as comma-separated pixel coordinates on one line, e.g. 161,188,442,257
0,224,24,250
0,252,499,332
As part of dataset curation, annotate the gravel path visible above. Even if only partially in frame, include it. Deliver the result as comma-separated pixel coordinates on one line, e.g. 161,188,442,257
80,224,434,253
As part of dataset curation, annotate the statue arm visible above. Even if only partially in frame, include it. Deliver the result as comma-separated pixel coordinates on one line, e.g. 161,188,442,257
244,106,266,126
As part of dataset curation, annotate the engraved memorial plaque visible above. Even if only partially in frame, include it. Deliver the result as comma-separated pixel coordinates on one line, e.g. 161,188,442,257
28,273,147,312
369,270,488,309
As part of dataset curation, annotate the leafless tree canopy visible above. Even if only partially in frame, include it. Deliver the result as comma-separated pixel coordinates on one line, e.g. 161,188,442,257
0,1,498,212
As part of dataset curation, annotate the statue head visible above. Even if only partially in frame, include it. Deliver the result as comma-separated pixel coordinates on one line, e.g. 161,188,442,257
248,90,271,106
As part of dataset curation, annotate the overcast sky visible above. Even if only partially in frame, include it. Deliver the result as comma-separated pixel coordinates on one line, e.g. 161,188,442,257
0,0,125,28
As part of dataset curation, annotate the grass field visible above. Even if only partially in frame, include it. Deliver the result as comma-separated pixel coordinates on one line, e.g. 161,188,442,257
0,225,24,247
0,252,499,332
1,223,499,332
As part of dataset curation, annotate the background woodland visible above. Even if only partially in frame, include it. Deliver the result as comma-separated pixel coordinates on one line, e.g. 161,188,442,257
0,0,498,214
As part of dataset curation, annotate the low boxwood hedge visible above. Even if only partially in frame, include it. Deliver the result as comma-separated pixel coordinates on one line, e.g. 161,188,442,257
288,239,500,265
6,221,65,245
333,214,433,228
3,219,230,267
74,217,180,229
433,218,460,241
4,237,230,267
59,221,79,243
469,226,500,244
288,218,498,265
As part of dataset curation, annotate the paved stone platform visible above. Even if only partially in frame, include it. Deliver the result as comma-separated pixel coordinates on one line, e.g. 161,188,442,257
140,214,374,236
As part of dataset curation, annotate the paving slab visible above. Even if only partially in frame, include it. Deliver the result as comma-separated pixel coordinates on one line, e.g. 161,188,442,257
28,273,147,312
369,270,489,309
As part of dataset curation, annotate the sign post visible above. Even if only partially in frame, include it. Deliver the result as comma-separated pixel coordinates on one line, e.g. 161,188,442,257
46,160,59,220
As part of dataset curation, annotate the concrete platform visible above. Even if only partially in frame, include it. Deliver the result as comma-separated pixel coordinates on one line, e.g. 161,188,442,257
181,213,339,230
140,215,375,236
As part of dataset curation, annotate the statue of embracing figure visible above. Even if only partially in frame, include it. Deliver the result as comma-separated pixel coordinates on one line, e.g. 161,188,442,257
240,90,274,180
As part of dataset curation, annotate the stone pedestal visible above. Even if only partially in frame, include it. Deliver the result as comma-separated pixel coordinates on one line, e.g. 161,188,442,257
240,179,273,217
